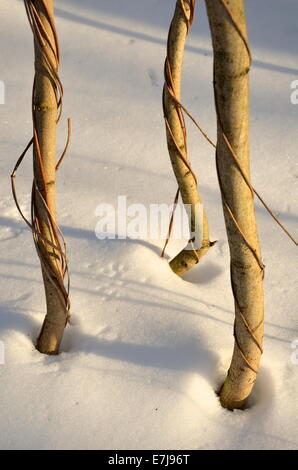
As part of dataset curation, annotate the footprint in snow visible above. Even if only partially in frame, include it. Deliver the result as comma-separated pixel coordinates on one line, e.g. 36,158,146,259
147,68,159,88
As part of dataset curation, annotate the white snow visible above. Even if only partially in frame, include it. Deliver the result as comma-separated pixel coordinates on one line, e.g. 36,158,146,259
0,0,297,450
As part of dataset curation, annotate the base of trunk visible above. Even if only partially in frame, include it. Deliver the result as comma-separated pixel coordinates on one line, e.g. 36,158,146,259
219,377,249,411
36,316,66,355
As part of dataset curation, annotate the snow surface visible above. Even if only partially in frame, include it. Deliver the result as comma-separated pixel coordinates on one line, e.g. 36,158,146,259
0,0,297,450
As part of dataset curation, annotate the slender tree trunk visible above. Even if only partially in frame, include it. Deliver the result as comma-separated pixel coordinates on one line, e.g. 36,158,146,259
205,0,264,409
27,0,69,354
163,0,213,277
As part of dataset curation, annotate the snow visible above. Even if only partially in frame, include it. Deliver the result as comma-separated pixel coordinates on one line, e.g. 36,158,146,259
0,0,297,450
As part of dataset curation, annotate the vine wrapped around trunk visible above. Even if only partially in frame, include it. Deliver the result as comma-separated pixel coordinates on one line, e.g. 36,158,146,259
12,0,70,355
163,0,213,277
205,0,265,409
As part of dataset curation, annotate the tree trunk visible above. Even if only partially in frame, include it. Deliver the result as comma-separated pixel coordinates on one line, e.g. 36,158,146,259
26,0,69,354
205,0,264,409
163,0,213,277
